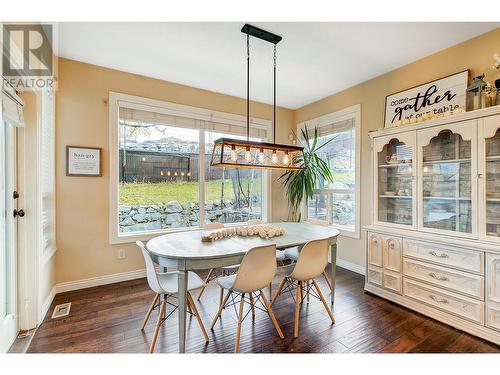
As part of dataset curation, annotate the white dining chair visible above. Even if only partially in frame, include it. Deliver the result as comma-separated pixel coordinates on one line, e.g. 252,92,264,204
197,222,240,301
136,241,209,353
210,244,284,353
284,218,333,291
271,238,335,338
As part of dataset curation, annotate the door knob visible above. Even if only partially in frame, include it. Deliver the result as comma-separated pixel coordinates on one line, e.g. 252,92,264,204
13,209,25,218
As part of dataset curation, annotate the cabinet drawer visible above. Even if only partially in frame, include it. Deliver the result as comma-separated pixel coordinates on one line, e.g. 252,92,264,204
403,239,483,274
486,301,500,332
383,269,402,294
368,232,383,267
367,265,383,287
403,258,484,300
382,235,402,272
403,278,484,324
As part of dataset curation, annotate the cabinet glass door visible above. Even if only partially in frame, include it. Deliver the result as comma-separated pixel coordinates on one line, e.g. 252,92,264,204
377,139,413,226
422,130,472,233
485,128,500,237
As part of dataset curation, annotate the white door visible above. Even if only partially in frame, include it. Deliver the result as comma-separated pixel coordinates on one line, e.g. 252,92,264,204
0,119,19,352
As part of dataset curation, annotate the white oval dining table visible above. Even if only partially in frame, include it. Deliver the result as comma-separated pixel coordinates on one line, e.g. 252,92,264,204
147,221,340,353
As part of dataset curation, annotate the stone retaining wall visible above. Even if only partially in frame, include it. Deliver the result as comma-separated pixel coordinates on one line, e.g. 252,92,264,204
119,199,261,233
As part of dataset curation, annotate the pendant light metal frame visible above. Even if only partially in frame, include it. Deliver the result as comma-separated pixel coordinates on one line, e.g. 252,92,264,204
210,24,305,171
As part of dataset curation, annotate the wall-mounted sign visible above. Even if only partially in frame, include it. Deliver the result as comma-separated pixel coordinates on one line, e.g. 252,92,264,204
66,146,102,176
384,70,469,129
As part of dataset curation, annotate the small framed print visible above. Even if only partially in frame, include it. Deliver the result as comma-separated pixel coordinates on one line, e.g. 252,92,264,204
66,146,102,177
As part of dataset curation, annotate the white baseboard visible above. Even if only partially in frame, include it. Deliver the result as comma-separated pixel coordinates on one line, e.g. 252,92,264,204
336,258,365,275
40,286,56,323
53,259,364,295
55,269,146,294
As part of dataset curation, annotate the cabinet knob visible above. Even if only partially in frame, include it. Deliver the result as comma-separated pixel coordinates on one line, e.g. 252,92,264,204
428,272,449,281
478,173,484,179
429,294,449,304
429,250,449,259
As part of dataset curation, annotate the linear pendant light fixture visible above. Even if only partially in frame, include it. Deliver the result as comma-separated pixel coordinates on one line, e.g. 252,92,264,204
210,24,304,170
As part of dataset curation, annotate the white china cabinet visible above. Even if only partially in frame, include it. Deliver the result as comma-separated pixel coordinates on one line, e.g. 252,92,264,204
366,107,500,346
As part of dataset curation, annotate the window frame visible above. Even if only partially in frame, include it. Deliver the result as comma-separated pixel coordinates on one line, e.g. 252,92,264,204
297,104,361,239
108,92,272,244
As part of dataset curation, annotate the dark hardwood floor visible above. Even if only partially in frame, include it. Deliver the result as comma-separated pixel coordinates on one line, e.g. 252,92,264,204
28,267,500,353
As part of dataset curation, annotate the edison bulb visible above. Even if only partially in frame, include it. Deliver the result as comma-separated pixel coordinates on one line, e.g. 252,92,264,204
230,149,238,161
271,152,278,164
244,149,251,161
282,153,289,165
258,151,265,163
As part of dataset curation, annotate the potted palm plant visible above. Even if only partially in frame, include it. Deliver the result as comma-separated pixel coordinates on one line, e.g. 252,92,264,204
279,126,335,221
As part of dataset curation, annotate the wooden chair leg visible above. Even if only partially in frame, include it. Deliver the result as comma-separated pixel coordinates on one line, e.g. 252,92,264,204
187,299,193,314
249,293,255,319
269,282,272,301
260,291,284,339
219,287,224,308
294,281,301,338
211,289,232,329
322,270,332,291
235,293,245,353
198,268,215,300
141,293,159,331
299,280,304,303
187,292,209,343
306,281,310,303
149,299,166,353
312,279,335,323
271,277,287,307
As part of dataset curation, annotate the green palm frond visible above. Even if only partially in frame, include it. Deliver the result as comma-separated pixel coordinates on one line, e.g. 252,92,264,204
279,126,336,217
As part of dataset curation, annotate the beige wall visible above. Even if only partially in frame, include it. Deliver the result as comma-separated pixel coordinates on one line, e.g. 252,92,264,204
56,28,500,285
55,58,294,284
294,27,500,269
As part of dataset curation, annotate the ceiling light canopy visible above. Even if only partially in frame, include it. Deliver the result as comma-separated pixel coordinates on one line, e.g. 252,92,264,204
210,24,304,171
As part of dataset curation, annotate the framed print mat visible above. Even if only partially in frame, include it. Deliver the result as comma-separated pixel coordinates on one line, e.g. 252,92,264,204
384,70,469,129
66,146,102,176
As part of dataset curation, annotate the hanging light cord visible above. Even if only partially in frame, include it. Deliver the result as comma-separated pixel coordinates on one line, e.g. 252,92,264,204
246,33,250,141
273,43,277,144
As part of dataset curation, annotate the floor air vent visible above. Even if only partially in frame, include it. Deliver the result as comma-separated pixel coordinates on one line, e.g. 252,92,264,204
51,302,71,319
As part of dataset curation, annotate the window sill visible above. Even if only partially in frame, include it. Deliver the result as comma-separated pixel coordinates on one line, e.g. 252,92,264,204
109,221,256,245
335,227,360,240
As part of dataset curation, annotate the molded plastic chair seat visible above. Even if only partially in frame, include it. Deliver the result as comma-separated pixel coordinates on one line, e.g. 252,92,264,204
271,238,335,338
211,244,284,352
216,274,237,290
276,249,286,262
158,271,205,294
284,246,300,261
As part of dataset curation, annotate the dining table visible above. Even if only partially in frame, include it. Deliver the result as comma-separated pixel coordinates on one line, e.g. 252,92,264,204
146,221,340,353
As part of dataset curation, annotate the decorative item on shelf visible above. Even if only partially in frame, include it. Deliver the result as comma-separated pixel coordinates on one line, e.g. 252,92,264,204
466,74,488,111
384,70,469,129
201,224,285,242
385,154,398,164
210,24,304,171
495,79,500,106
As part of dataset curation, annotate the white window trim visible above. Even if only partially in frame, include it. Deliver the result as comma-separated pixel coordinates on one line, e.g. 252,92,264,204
108,92,272,244
296,104,361,239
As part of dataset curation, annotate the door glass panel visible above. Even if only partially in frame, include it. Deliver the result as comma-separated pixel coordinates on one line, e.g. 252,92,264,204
377,139,413,225
422,130,472,233
485,128,500,237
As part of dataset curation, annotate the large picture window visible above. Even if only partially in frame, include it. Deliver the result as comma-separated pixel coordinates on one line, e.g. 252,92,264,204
109,93,269,242
299,105,361,238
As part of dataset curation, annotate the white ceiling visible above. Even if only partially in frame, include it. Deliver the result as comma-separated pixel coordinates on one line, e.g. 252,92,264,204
57,22,499,109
